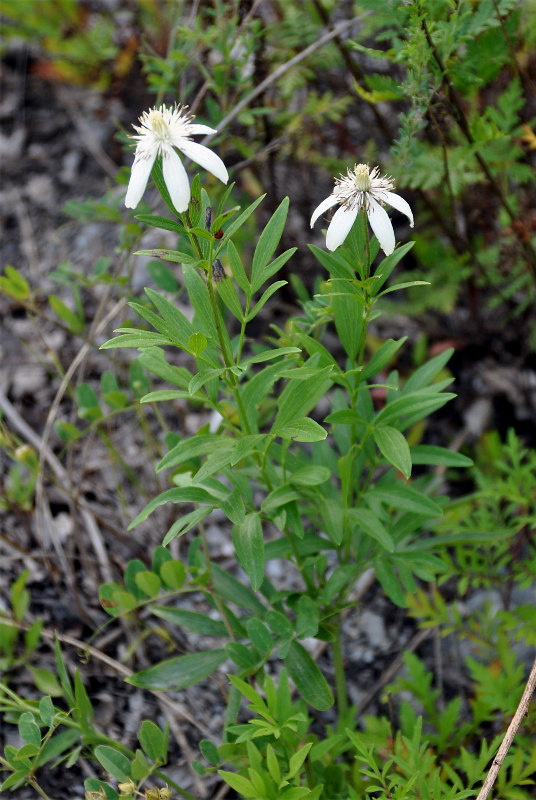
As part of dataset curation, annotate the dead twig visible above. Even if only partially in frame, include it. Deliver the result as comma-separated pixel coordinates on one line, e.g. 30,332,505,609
475,653,536,800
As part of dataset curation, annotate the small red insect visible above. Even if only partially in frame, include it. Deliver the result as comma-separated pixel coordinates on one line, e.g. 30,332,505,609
214,229,224,239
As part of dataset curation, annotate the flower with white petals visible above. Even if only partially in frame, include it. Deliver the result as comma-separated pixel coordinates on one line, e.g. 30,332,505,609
124,103,228,212
310,163,413,255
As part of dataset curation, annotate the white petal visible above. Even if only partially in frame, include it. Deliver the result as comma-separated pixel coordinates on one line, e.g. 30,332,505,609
163,147,191,212
367,197,395,255
188,123,217,135
326,204,358,251
178,140,229,184
124,151,156,208
310,194,339,228
383,191,414,228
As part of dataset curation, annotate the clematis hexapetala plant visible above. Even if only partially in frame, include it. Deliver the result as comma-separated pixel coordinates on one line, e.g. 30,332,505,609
124,103,228,212
310,163,413,255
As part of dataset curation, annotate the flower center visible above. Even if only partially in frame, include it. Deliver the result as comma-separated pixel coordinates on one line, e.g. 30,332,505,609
148,109,169,140
353,164,371,192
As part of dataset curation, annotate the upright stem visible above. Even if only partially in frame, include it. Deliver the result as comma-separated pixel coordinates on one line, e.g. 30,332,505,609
184,210,252,435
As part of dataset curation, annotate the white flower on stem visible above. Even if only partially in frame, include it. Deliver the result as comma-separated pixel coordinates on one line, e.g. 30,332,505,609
124,103,228,211
310,163,413,255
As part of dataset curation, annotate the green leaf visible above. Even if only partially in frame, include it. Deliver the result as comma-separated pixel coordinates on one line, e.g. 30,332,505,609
247,618,273,653
274,364,333,430
361,338,407,380
347,508,394,551
94,745,131,781
261,485,299,513
404,348,454,392
285,641,333,710
375,389,456,428
2,771,32,790
232,514,264,591
39,696,55,728
219,770,257,797
332,292,364,361
135,248,197,264
0,265,30,300
135,570,161,597
54,421,81,442
183,268,218,340
373,425,412,478
367,484,442,516
251,197,289,293
145,287,199,348
54,638,74,708
127,649,227,690
49,295,85,334
134,214,184,235
289,465,331,486
18,712,41,747
409,445,473,467
218,194,265,248
374,558,406,607
242,346,301,366
265,609,293,639
146,260,179,292
76,383,102,421
212,564,266,615
162,507,212,546
275,417,328,442
151,607,227,636
128,487,217,529
138,720,165,763
246,280,288,322
295,596,319,638
159,560,187,589
138,347,193,388
200,739,219,765
125,559,147,600
227,240,250,293
325,408,367,425
216,276,243,320
188,331,208,356
256,248,296,290
286,743,313,780
101,330,172,349
74,669,93,733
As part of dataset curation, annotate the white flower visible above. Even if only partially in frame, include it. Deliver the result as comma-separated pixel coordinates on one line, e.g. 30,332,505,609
124,103,228,211
310,163,413,255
